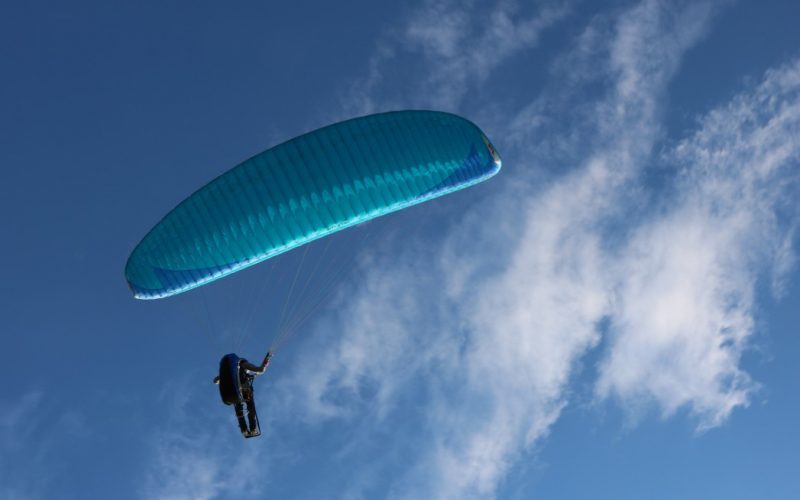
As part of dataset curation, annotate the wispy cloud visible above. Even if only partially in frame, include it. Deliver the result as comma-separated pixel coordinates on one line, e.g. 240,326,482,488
1,391,92,500
138,1,800,498
1,392,45,499
343,0,571,113
597,58,800,428
274,0,800,498
140,375,273,500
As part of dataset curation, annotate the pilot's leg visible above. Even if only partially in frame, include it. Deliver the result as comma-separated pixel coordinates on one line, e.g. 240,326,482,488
234,403,248,435
246,398,259,436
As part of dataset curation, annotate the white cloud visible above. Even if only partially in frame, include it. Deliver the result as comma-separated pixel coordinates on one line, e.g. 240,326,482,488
273,1,800,499
140,375,272,500
0,391,94,500
139,1,800,499
0,392,44,500
343,0,571,113
597,59,800,428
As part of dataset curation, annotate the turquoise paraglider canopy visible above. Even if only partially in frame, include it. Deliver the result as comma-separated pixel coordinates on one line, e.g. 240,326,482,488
125,110,502,299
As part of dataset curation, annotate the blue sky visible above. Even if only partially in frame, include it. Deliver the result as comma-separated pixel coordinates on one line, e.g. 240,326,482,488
2,0,799,499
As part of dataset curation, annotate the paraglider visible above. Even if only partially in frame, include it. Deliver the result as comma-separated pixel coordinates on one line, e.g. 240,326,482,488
213,351,272,438
125,110,502,299
125,110,502,438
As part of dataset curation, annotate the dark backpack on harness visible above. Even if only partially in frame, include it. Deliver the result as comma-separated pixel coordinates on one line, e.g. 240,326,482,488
218,353,242,406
